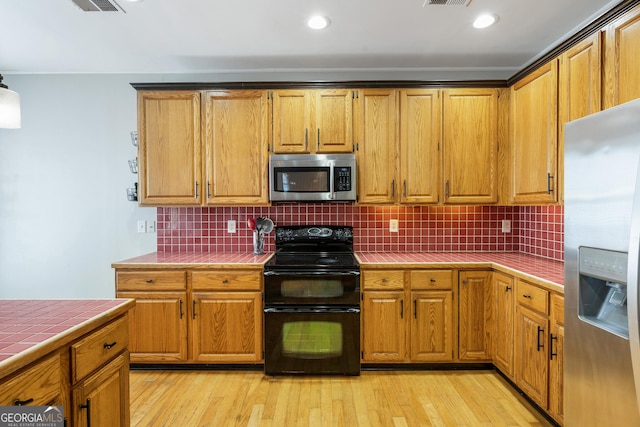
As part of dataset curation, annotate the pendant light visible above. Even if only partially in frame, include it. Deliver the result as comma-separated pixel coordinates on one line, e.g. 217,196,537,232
0,74,21,129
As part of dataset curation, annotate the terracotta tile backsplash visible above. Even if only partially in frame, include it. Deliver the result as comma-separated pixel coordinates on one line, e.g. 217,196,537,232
156,204,564,261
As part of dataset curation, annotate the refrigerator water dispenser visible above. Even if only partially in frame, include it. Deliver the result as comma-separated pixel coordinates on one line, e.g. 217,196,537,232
578,247,629,339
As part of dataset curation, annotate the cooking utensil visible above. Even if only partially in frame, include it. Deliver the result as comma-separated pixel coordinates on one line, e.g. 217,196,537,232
262,217,274,233
255,217,264,232
247,218,256,231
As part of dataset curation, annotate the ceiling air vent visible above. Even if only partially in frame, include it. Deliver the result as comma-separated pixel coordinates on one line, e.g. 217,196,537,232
71,0,125,12
425,0,472,5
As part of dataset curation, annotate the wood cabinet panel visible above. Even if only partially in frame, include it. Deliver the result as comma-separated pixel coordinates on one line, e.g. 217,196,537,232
549,293,565,425
492,272,515,377
0,352,64,407
116,270,186,291
191,270,262,291
442,89,498,204
361,291,407,362
410,269,453,290
137,91,202,205
516,280,549,315
315,89,354,153
510,61,558,203
410,291,454,361
356,89,398,204
362,270,405,290
515,305,549,408
203,90,270,205
458,270,491,361
191,291,263,362
399,89,440,204
272,90,313,153
115,291,188,362
604,4,640,108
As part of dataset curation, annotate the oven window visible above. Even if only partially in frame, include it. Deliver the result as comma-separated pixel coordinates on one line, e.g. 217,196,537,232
282,321,343,358
274,167,330,193
281,279,344,298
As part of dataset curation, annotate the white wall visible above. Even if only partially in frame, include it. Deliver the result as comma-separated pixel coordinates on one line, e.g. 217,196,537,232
0,74,157,298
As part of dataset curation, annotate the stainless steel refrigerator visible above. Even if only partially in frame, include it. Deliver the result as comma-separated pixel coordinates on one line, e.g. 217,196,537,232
565,97,640,426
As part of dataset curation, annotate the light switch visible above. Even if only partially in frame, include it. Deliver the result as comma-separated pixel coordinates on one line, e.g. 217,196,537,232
390,219,399,232
228,220,237,233
501,220,511,233
137,220,146,233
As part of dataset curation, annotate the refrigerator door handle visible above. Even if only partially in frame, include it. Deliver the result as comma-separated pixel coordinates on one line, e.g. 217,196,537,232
628,158,640,412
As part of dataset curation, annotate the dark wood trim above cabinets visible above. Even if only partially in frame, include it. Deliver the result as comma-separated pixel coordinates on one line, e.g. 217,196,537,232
130,80,509,91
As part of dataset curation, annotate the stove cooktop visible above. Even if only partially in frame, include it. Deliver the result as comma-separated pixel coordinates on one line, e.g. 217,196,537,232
265,252,359,270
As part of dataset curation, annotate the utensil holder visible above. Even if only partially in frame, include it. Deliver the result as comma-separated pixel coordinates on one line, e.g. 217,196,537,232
253,230,264,255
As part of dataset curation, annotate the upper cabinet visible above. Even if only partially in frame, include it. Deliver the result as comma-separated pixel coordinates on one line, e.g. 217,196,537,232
272,89,355,154
603,3,640,109
442,88,499,204
510,60,559,204
399,89,441,205
137,91,202,206
202,90,270,205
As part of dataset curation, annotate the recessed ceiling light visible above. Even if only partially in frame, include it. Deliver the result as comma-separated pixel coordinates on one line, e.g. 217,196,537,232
307,15,331,30
473,13,499,29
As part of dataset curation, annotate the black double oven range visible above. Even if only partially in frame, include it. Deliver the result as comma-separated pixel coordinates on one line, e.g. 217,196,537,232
263,225,360,375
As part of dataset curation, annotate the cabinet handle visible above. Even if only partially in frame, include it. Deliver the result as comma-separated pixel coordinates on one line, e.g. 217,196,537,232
13,398,34,406
462,280,468,285
195,181,199,199
523,294,532,299
222,279,229,284
537,326,545,351
103,341,117,350
414,299,417,319
381,278,388,283
550,333,558,360
207,181,211,199
403,180,407,198
391,180,395,198
317,129,320,150
192,300,197,319
547,173,554,194
80,398,91,427
305,128,309,149
400,299,404,319
430,278,436,283
145,279,154,283
179,299,184,319
505,286,512,292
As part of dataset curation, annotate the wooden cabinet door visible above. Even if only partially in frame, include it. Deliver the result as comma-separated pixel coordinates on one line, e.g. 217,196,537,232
116,292,187,362
356,89,398,204
515,305,549,408
73,353,130,427
510,61,558,203
315,89,354,153
492,272,515,377
558,32,602,203
442,89,498,204
399,89,440,204
272,90,313,153
458,270,491,361
604,4,640,108
361,291,407,362
137,91,201,205
203,90,270,205
191,291,263,363
410,291,454,361
549,293,565,425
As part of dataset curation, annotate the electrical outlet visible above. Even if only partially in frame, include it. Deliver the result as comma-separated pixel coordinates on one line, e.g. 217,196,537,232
227,220,237,233
147,221,156,233
137,220,146,233
501,220,511,233
389,219,399,232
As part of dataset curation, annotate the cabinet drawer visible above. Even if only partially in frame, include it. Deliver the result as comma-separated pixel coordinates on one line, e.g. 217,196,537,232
0,352,62,406
517,280,549,315
410,270,453,290
72,315,129,383
192,270,262,291
116,270,186,291
551,293,564,325
362,270,405,290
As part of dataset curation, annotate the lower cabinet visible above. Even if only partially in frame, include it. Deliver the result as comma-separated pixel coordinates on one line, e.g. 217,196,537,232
361,268,455,363
492,272,515,378
549,293,565,425
115,268,264,364
458,270,492,361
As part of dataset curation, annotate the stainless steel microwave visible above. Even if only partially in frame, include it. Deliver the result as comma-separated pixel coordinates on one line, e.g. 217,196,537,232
269,154,357,202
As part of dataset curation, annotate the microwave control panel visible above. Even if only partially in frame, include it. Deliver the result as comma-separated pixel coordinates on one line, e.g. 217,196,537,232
335,167,352,192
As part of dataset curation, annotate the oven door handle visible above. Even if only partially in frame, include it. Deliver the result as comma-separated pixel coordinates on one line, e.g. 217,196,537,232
264,307,360,314
264,270,360,276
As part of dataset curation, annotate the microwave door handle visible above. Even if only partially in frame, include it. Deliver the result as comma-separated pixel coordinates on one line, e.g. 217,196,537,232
330,164,335,200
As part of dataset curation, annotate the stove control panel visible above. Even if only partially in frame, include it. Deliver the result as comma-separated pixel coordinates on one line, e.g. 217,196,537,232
275,226,353,244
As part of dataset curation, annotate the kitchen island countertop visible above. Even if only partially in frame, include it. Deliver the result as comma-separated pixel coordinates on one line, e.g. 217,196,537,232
357,252,564,293
0,298,134,380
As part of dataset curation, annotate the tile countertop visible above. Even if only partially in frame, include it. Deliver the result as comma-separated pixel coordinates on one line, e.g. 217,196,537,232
0,299,134,379
356,252,564,293
111,251,274,269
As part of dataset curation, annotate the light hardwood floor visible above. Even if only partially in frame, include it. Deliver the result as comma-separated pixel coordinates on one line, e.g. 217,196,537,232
130,369,552,427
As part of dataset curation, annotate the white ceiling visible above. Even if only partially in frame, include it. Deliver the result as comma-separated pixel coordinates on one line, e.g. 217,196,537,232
0,0,620,79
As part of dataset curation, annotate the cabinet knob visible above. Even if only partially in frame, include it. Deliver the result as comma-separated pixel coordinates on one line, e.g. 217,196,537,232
146,279,154,283
381,278,388,283
222,279,229,284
